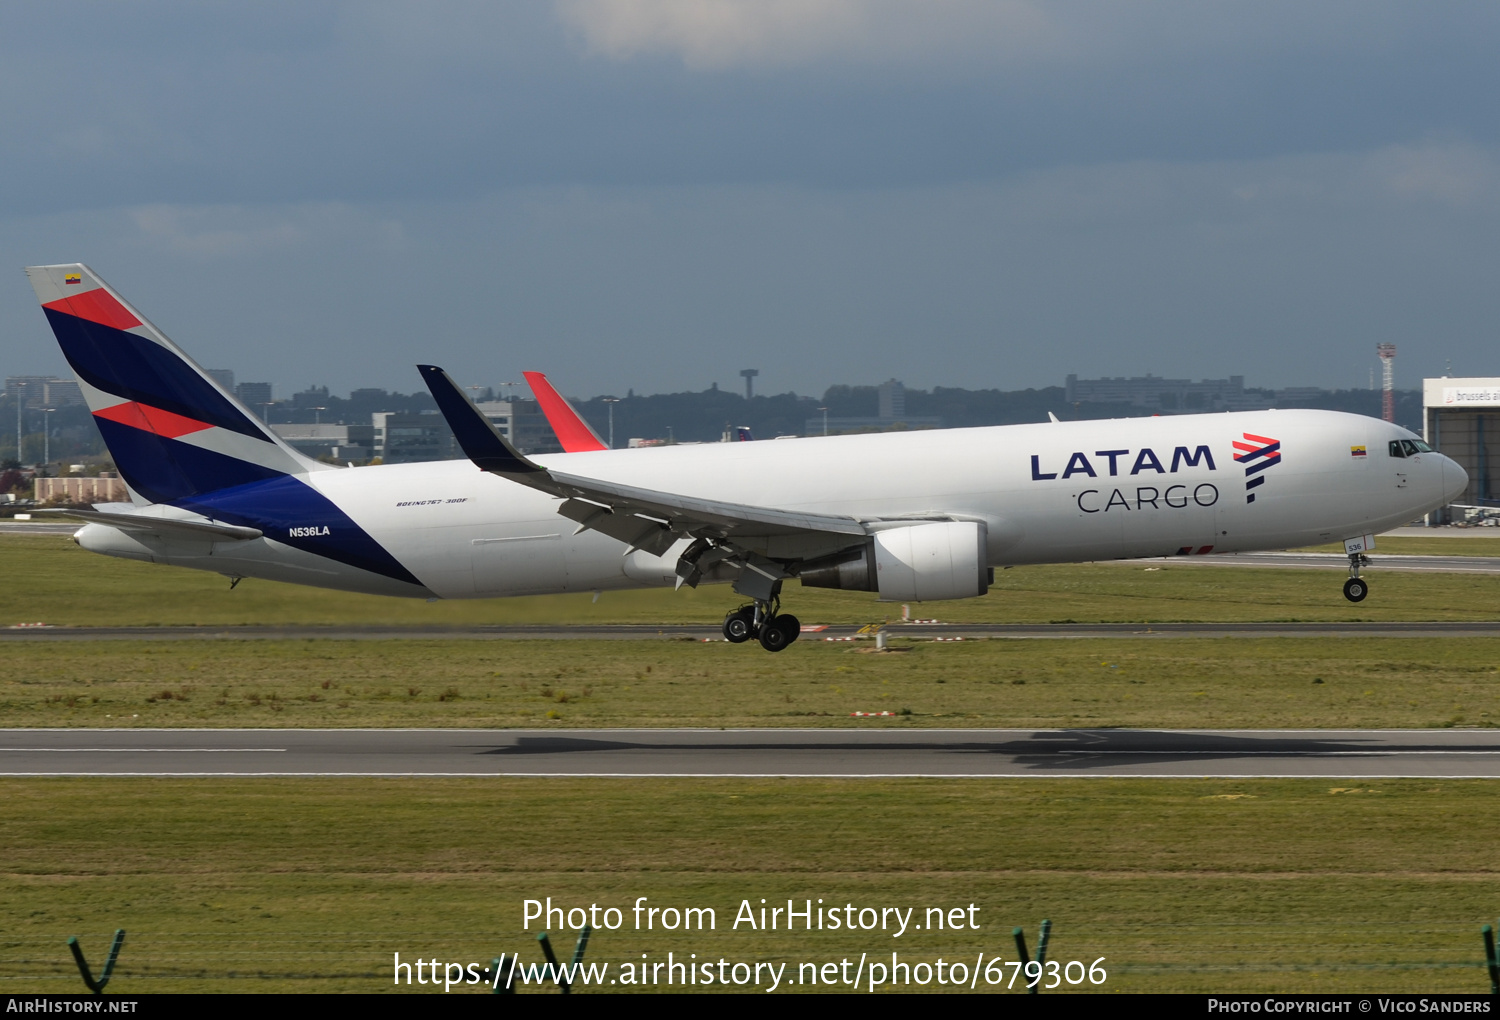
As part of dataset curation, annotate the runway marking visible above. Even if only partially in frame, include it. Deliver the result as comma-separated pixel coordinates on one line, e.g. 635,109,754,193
2,772,1496,779
1005,750,1500,756
0,747,287,753
3,748,1494,755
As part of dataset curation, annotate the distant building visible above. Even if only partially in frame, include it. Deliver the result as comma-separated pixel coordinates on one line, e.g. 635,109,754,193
371,411,456,464
474,400,563,455
878,379,906,419
235,382,273,415
367,398,562,465
1424,377,1500,519
807,378,942,435
5,376,84,406
291,385,331,411
1064,374,1274,412
206,369,235,392
36,475,127,504
271,423,374,463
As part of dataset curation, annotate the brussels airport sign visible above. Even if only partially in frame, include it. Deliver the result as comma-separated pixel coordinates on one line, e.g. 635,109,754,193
1442,387,1500,406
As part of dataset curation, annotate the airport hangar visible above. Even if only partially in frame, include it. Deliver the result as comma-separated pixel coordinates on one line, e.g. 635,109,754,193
1424,376,1500,523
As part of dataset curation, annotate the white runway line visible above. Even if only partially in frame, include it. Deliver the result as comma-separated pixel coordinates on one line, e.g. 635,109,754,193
0,747,287,753
11,768,1500,774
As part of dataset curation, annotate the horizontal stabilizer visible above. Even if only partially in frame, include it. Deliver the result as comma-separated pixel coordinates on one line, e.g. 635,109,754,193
37,508,263,541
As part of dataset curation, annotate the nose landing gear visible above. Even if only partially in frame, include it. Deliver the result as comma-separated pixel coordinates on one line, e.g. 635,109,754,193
721,600,802,652
1344,551,1370,603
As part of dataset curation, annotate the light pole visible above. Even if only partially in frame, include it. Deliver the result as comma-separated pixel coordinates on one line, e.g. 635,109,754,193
13,381,23,465
311,406,326,426
818,406,828,436
602,397,620,449
42,407,54,468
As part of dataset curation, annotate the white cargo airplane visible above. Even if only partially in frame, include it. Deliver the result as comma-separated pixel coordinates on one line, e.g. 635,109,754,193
26,264,1468,651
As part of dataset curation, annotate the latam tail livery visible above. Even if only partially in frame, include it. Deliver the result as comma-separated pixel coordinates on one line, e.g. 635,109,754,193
26,264,1467,651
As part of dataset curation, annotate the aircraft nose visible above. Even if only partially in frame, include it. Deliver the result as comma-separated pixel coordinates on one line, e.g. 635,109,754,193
1443,456,1469,503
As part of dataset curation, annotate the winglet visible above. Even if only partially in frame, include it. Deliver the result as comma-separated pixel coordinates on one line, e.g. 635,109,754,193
417,365,542,475
522,371,608,452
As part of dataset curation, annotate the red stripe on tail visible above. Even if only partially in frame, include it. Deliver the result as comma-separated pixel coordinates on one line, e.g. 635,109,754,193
42,288,142,331
94,400,214,439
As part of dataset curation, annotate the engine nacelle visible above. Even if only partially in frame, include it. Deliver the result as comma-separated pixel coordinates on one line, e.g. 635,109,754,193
799,522,990,602
872,521,989,602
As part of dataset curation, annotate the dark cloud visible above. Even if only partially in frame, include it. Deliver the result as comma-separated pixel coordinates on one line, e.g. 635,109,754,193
2,1,1498,213
2,2,1499,397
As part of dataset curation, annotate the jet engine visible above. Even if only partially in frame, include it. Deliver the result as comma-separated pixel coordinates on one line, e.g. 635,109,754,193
799,521,989,602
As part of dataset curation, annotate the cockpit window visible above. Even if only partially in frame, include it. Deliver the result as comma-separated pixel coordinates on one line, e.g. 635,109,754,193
1389,440,1406,458
1412,439,1433,453
1401,439,1420,456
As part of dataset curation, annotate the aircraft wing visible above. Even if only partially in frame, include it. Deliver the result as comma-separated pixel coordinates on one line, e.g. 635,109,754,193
36,507,263,541
419,365,866,556
522,370,608,452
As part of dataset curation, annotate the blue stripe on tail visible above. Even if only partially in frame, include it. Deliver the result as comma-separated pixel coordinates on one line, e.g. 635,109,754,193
95,418,285,503
45,308,266,440
176,476,424,587
93,424,422,586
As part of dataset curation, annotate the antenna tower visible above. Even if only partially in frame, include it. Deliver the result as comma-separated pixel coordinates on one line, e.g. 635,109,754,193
1376,344,1397,423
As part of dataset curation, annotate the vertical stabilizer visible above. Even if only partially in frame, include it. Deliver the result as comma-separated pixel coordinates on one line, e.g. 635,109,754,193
25,264,328,504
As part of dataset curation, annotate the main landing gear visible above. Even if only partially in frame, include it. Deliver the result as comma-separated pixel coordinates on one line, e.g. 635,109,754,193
722,600,802,652
1343,551,1370,603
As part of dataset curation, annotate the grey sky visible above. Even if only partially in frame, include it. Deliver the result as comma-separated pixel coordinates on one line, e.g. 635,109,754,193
3,1,1498,399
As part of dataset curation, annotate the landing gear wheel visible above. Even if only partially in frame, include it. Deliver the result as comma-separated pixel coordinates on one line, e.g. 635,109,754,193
1343,577,1368,603
723,606,755,643
758,617,793,652
776,613,801,644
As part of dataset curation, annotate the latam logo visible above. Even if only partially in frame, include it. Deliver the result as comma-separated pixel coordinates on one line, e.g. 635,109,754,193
289,526,331,537
1233,432,1281,504
1030,445,1216,480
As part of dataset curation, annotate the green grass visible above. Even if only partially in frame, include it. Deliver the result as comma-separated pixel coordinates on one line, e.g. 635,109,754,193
6,636,1499,729
1304,536,1500,557
4,534,1500,628
2,777,1496,994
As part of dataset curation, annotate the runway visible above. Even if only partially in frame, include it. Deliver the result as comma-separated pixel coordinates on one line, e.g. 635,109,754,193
0,522,78,535
1135,550,1500,574
7,620,1500,641
4,727,1499,777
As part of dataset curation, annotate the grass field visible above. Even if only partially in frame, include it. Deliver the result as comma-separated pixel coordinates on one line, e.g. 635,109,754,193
1303,536,1500,557
4,534,1498,997
4,534,1500,628
2,777,1495,994
5,636,1499,729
